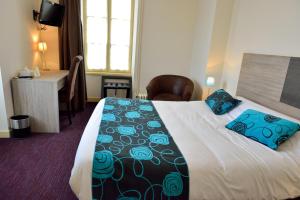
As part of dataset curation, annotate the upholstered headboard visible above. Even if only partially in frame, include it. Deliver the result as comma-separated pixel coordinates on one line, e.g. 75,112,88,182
236,53,300,120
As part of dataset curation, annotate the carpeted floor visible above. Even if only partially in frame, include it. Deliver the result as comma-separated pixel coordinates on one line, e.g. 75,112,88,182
0,103,97,200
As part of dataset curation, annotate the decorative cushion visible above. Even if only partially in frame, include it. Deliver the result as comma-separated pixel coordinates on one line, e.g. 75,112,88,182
226,109,300,150
205,89,241,115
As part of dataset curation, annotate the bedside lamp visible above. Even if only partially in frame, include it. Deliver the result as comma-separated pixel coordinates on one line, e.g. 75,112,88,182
206,76,215,96
38,42,48,70
206,76,215,87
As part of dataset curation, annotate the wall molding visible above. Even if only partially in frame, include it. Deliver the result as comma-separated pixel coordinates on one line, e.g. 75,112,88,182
87,97,101,103
0,130,10,138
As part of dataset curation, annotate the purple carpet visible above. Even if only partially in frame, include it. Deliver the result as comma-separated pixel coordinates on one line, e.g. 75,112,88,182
0,103,97,200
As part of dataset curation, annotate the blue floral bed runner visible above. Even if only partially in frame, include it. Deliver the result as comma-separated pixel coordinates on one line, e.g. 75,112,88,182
92,98,189,200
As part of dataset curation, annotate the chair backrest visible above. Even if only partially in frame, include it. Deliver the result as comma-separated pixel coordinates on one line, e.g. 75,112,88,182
152,75,194,96
67,55,83,101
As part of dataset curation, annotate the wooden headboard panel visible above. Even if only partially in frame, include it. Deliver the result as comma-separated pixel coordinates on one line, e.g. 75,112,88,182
236,53,300,120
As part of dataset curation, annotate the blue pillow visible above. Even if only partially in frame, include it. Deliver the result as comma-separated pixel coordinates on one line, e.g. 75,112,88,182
226,109,300,150
205,89,241,115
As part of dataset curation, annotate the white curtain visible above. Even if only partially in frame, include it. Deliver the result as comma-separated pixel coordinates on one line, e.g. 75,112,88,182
131,0,144,98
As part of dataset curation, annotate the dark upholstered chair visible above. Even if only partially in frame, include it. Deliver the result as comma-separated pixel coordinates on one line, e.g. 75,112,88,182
146,75,194,101
59,55,83,124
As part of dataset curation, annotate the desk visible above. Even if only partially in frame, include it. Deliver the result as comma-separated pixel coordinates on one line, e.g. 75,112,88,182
11,70,69,133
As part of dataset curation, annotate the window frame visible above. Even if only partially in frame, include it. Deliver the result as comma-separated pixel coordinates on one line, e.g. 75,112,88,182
82,0,135,75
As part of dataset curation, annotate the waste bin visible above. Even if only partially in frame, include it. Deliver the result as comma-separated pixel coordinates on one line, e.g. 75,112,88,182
10,115,31,138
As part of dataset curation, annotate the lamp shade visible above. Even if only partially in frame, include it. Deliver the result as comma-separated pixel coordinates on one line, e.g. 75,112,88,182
206,76,215,87
38,42,47,52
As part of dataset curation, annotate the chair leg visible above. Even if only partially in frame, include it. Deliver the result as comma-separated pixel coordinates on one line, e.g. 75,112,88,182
68,102,72,125
71,100,76,117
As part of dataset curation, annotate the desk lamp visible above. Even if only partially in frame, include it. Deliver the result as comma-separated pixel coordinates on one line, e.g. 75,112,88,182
38,42,48,71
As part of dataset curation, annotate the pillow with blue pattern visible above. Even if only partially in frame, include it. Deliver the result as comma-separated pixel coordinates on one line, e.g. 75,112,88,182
226,109,300,150
205,89,241,115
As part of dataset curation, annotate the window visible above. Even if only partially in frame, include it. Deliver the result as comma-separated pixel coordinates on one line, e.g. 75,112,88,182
83,0,134,74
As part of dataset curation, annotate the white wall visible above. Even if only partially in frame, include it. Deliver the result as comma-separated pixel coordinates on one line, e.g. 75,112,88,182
189,0,217,99
138,0,199,94
205,0,234,91
0,68,8,132
86,75,102,99
222,0,300,95
0,0,39,132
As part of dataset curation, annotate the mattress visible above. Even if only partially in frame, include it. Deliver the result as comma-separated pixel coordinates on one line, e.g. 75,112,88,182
70,97,300,200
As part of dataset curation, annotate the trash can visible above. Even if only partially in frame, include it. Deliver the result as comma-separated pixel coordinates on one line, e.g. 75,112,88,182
10,115,31,138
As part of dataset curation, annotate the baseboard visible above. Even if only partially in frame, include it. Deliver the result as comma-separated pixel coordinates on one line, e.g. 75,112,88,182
87,97,102,103
0,130,10,138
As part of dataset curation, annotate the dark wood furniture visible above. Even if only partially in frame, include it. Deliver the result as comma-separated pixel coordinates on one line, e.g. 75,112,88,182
146,75,194,101
101,76,132,98
59,55,83,124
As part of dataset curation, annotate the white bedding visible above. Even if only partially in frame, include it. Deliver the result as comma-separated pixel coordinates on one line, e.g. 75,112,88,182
70,97,300,200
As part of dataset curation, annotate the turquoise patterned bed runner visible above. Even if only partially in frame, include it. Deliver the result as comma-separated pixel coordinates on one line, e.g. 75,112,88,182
92,98,189,200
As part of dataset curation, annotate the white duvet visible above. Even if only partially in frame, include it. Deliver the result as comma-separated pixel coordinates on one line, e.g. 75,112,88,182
70,97,300,200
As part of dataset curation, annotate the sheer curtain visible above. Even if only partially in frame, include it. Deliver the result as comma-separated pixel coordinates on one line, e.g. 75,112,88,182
131,0,143,98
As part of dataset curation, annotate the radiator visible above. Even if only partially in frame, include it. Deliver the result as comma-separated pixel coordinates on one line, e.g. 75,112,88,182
136,93,147,99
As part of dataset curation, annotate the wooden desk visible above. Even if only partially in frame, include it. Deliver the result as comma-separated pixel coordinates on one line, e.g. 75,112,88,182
11,70,69,133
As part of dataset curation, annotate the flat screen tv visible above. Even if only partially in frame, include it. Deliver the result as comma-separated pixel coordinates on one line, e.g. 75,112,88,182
39,0,65,27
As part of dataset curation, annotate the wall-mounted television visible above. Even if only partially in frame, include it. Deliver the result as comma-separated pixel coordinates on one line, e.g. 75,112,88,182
39,0,65,27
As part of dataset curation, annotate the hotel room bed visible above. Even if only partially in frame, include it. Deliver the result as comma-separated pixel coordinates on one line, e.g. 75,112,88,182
70,97,300,200
70,53,300,199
